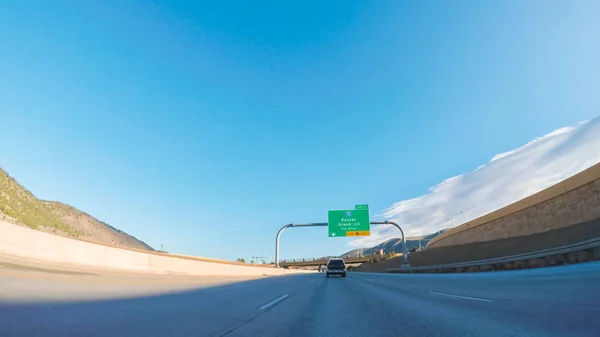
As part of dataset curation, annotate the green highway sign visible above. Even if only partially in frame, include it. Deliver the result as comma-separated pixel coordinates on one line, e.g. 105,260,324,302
327,208,370,237
355,204,369,210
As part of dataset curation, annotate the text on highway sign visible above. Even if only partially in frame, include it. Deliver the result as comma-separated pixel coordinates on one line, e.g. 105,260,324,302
327,208,370,237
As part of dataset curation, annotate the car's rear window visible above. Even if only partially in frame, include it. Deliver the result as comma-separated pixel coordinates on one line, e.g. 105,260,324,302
328,260,345,267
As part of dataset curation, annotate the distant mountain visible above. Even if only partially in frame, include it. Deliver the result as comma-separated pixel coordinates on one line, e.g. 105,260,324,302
0,168,154,251
347,116,600,248
341,231,445,257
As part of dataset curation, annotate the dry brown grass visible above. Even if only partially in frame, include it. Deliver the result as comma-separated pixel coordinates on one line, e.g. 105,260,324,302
0,168,153,251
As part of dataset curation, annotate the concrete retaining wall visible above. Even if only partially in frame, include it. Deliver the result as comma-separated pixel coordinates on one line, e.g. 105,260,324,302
428,162,600,249
0,220,308,276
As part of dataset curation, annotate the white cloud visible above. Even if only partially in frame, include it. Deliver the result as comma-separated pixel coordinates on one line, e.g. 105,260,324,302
347,116,600,249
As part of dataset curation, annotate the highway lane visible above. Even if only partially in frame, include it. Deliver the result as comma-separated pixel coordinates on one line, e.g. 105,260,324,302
1,258,600,336
231,262,600,337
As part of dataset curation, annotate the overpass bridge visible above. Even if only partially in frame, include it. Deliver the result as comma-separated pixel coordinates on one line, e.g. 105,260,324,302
279,256,372,268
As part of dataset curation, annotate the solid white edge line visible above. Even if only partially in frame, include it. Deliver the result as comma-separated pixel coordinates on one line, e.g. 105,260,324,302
429,291,493,302
258,294,289,310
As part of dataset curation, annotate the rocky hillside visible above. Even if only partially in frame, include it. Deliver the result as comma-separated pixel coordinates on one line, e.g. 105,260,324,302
341,230,446,257
0,168,154,251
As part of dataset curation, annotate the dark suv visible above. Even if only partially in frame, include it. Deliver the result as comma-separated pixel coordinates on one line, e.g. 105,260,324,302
326,258,346,278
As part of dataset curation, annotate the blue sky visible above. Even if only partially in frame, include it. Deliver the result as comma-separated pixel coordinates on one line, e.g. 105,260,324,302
1,1,599,261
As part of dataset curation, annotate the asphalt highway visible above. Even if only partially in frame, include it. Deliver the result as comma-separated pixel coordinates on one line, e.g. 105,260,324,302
1,256,600,337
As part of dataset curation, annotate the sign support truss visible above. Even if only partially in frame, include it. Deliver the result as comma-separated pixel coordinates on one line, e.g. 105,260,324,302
275,221,408,268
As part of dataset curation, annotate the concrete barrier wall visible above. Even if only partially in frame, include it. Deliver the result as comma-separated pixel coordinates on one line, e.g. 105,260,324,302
0,220,308,276
428,162,600,249
149,254,172,274
105,247,151,272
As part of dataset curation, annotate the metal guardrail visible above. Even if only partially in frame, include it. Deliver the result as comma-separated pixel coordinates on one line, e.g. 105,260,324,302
386,237,600,273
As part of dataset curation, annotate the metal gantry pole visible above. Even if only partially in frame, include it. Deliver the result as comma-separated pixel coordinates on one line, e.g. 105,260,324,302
275,224,292,268
275,221,408,267
370,221,408,264
275,223,327,268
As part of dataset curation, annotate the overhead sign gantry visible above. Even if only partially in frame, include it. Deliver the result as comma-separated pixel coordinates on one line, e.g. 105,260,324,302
275,204,410,268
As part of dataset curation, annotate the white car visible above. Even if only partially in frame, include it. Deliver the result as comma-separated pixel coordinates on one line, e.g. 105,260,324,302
325,258,346,278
